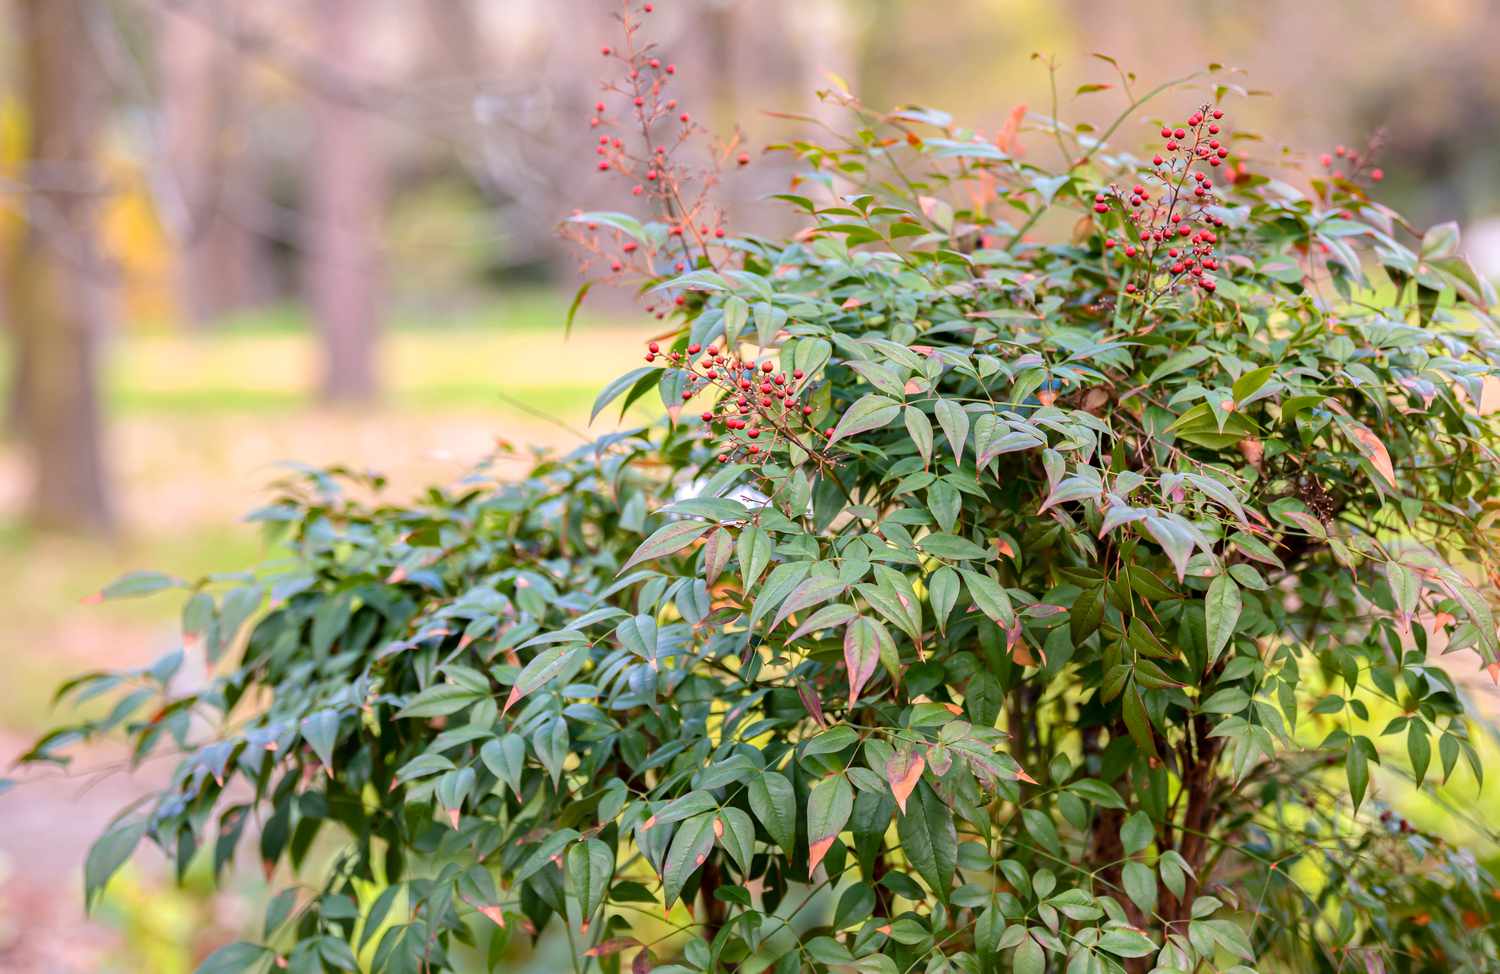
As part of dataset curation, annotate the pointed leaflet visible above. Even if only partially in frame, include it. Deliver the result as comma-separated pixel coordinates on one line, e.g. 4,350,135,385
662,812,717,907
806,775,854,874
885,749,925,814
737,524,772,588
591,366,655,424
904,406,934,468
928,566,959,633
896,781,957,901
503,644,588,715
717,807,756,875
747,770,797,855
480,734,526,797
843,616,883,708
959,568,1014,626
934,399,970,466
566,838,615,931
620,520,713,574
1205,573,1242,667
830,394,901,444
786,603,858,644
772,575,847,632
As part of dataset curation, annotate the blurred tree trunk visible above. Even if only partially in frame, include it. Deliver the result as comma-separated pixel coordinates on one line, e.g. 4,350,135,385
307,0,384,403
6,0,115,533
159,0,266,327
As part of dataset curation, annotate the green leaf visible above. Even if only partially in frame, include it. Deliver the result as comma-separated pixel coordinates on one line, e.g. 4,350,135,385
299,709,341,772
807,775,854,873
737,524,772,587
85,817,147,910
748,771,797,856
1204,573,1241,666
919,533,987,561
718,807,756,875
1098,927,1157,958
566,838,615,928
896,782,957,901
1347,740,1369,812
1123,860,1158,914
934,399,970,465
591,366,655,423
621,519,714,573
905,407,934,467
928,566,959,633
662,812,718,907
1407,721,1431,787
1067,778,1126,809
959,569,1014,625
1120,810,1153,855
772,575,847,632
502,644,588,715
92,570,182,602
830,394,901,443
1013,933,1045,974
480,735,526,797
193,942,273,974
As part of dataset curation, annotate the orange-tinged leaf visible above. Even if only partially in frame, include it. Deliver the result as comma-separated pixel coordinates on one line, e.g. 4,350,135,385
886,749,925,814
476,904,506,928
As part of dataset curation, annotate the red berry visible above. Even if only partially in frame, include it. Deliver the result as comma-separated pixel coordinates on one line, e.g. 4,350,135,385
714,228,725,238
1319,153,1332,167
650,59,661,69
1173,128,1186,139
1160,127,1173,138
601,46,612,55
738,153,751,166
1094,203,1109,213
681,390,693,401
1212,109,1224,119
680,113,691,123
1152,155,1164,166
597,161,609,170
688,343,701,354
1370,168,1384,181
648,341,660,353
666,64,676,74
1104,238,1116,249
1125,283,1137,293
595,102,606,113
1208,124,1220,135
793,369,804,379
802,406,813,415
701,411,714,422
643,2,653,11
761,361,774,373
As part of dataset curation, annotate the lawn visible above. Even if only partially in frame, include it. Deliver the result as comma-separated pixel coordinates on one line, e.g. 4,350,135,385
0,288,652,733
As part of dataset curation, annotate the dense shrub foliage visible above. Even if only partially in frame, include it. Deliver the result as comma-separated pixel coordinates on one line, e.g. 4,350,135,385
25,7,1500,973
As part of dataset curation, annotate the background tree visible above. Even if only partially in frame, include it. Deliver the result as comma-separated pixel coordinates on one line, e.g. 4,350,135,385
306,0,387,403
5,0,114,532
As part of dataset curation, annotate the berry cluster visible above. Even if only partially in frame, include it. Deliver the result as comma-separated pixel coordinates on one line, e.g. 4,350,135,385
642,339,830,465
1317,142,1384,185
564,1,748,284
1096,105,1233,301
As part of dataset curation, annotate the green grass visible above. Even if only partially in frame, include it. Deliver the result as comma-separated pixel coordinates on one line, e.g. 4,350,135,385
1,288,655,734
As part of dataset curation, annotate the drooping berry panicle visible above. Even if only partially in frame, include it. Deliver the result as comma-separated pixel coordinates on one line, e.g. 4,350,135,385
642,339,834,467
1097,105,1232,306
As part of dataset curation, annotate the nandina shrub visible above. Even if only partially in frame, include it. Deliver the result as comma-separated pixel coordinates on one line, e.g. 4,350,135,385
23,6,1500,973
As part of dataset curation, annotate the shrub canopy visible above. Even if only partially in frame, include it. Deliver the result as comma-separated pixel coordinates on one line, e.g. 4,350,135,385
25,13,1500,974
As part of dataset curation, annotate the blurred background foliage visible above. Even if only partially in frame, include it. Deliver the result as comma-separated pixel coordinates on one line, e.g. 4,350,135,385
0,1,1498,971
